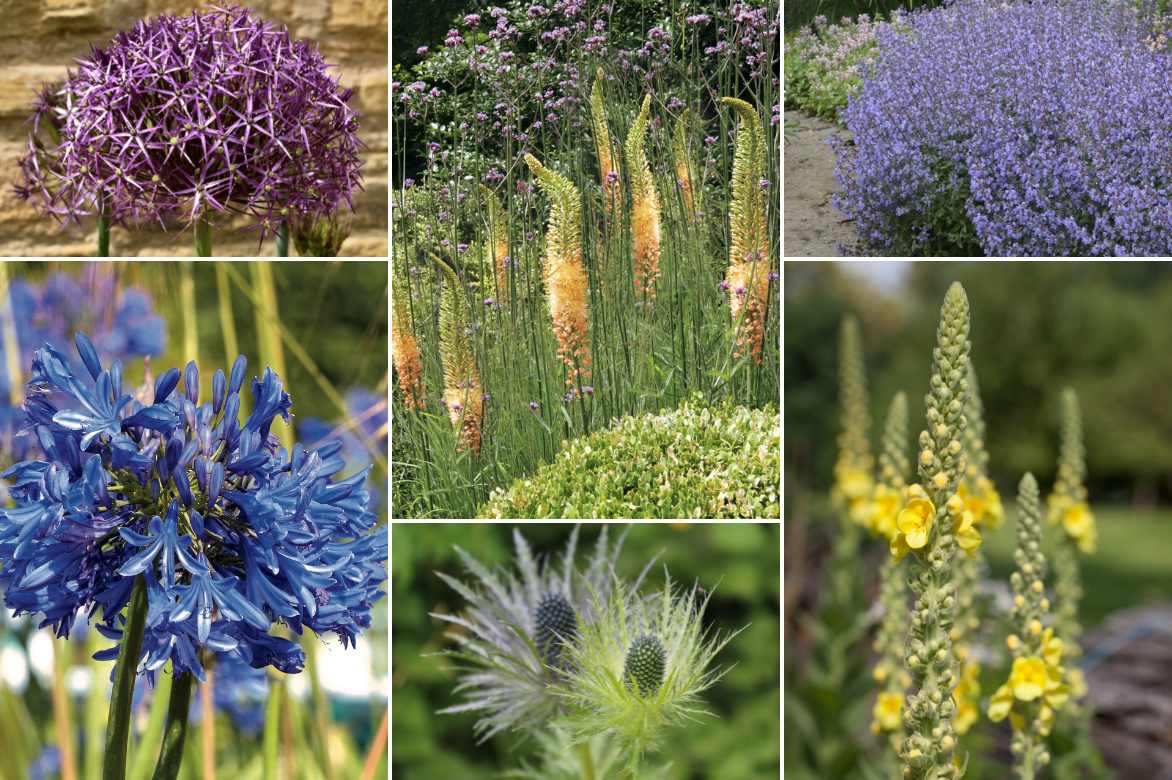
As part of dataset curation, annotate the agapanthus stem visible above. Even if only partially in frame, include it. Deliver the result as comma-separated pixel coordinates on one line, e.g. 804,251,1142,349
194,214,213,256
276,222,289,256
97,213,110,257
102,576,149,780
151,672,193,780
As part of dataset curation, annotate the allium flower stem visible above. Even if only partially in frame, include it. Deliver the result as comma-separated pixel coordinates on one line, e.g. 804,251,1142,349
276,223,290,258
97,211,110,257
194,215,213,257
152,672,194,780
102,576,149,780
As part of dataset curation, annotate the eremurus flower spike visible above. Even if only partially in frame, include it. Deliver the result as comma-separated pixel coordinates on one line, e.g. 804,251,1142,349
434,254,483,453
480,185,511,302
720,97,770,364
524,153,592,393
672,108,699,223
625,93,662,302
896,282,971,780
391,246,425,410
590,67,623,219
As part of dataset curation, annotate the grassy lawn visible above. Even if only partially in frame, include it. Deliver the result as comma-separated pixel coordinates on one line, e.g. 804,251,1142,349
982,505,1172,629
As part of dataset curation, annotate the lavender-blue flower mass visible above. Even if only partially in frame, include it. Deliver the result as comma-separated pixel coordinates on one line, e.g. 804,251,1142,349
0,333,386,680
834,0,1172,256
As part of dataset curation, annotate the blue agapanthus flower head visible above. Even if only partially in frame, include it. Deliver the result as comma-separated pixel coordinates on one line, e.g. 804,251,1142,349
0,333,386,679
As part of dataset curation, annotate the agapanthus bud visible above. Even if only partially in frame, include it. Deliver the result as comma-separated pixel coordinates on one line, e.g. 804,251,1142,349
624,633,666,697
534,591,577,668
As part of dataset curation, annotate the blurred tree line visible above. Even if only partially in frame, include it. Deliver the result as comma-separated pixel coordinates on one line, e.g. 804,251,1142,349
391,523,780,779
786,261,1172,506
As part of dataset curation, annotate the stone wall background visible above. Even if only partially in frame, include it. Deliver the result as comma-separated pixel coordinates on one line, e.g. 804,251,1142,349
0,0,388,256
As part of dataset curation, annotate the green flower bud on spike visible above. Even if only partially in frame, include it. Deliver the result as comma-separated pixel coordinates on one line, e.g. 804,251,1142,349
624,634,666,697
535,591,578,668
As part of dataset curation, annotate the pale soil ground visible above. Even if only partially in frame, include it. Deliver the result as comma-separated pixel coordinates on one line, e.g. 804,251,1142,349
783,110,857,258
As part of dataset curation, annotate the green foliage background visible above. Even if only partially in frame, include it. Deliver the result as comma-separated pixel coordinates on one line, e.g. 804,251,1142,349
391,523,781,778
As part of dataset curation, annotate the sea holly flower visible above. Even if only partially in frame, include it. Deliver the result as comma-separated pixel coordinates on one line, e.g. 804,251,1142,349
15,5,363,246
559,571,743,774
433,526,635,742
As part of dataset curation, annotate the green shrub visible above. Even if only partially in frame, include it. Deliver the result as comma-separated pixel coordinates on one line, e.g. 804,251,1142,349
784,15,886,122
479,398,780,519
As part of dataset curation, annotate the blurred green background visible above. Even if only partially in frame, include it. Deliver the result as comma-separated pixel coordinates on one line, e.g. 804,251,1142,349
391,523,780,779
784,261,1172,779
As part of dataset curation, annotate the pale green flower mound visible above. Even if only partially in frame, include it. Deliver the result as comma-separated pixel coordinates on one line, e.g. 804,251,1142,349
479,397,780,519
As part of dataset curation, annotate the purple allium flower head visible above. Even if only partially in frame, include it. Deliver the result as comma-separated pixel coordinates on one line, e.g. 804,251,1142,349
15,5,363,242
0,335,386,679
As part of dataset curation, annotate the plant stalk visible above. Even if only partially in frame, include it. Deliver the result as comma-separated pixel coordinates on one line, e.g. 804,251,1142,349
102,576,149,780
51,636,78,780
576,742,595,780
150,672,193,780
97,213,110,257
194,214,213,256
276,222,289,257
201,667,215,780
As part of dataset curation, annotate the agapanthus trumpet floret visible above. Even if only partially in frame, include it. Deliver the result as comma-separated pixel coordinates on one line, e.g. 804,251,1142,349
988,474,1068,778
0,333,386,680
897,282,970,780
559,571,742,772
16,5,363,241
433,526,635,742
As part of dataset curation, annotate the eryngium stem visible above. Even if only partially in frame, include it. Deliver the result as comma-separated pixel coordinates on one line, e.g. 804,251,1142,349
103,576,148,780
151,671,193,780
624,634,665,697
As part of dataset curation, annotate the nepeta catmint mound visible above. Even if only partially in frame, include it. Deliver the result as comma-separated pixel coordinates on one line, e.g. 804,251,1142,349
16,5,363,240
834,0,1172,256
0,333,386,679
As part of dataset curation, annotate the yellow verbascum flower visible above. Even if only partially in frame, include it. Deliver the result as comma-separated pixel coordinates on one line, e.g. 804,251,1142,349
870,483,902,540
1062,501,1097,553
953,661,981,734
872,691,903,733
894,492,934,551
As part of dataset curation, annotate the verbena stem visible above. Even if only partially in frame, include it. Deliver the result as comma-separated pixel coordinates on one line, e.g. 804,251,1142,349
102,576,149,780
151,672,193,780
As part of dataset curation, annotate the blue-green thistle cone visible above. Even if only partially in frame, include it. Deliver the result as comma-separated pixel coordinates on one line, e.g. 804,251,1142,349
535,591,577,668
624,634,666,697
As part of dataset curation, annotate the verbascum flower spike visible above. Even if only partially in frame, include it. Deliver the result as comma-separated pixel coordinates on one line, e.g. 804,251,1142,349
590,68,623,219
894,282,971,780
871,392,912,748
625,94,663,302
524,153,592,393
1047,388,1093,699
481,184,511,301
560,570,743,775
831,316,873,526
433,526,633,742
720,97,770,365
435,257,483,453
391,248,425,410
672,108,699,223
988,474,1069,779
951,360,998,734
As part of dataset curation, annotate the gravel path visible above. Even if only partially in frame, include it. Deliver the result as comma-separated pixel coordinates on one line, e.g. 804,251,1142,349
783,110,857,257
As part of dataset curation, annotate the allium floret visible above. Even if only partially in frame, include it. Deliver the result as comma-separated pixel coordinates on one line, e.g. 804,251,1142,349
16,5,363,241
0,332,385,681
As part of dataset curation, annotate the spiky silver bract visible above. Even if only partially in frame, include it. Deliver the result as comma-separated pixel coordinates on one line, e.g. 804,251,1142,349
432,525,637,742
558,571,743,772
